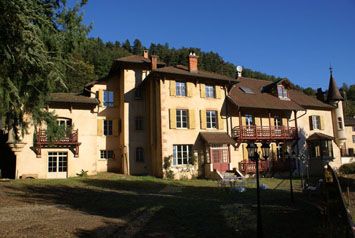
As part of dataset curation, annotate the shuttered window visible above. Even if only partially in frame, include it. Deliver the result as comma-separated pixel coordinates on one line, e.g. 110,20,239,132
176,110,188,129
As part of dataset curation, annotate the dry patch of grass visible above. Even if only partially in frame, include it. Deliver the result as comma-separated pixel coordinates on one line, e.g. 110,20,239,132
0,173,323,238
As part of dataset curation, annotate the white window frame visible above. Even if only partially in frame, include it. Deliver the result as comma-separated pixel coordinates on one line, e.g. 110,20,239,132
312,115,321,130
176,109,188,129
103,120,113,136
206,111,217,129
136,147,144,162
205,85,215,98
100,150,113,159
245,114,254,127
173,145,192,166
277,85,288,100
176,82,186,96
57,118,71,129
353,135,355,143
48,152,68,173
103,91,114,107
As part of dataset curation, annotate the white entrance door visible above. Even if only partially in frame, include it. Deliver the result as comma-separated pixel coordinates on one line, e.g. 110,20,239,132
47,152,68,179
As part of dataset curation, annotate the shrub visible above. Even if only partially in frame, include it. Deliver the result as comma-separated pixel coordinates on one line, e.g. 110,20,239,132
76,169,88,177
339,162,355,174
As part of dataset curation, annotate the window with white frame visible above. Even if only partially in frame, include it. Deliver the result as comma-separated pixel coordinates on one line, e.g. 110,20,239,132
176,109,188,128
277,85,288,99
206,111,217,129
205,85,215,98
100,150,113,159
176,82,186,96
136,147,144,162
57,118,71,129
103,91,114,107
353,135,355,143
274,116,282,128
311,115,321,130
352,126,355,132
245,114,254,127
48,152,67,172
135,117,143,130
103,120,113,135
173,145,192,165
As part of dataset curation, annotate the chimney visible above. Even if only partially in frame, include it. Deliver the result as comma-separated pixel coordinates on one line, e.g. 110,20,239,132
316,88,325,102
143,50,148,59
151,55,158,71
188,51,198,73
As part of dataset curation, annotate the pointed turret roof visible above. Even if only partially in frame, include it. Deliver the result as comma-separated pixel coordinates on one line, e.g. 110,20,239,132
327,67,343,102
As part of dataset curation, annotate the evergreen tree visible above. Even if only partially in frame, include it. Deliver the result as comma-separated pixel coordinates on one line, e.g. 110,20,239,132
122,39,132,53
132,39,143,55
0,0,90,136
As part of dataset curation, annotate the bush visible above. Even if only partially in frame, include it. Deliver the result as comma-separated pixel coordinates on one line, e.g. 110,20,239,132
76,169,88,177
339,162,355,174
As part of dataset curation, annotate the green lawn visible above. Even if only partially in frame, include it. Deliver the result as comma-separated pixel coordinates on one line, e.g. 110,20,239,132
1,173,325,238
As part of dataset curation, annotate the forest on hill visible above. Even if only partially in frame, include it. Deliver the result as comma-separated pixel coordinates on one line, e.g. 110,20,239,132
72,37,355,116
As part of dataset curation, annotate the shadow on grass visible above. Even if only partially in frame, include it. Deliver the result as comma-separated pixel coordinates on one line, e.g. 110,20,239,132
4,178,324,238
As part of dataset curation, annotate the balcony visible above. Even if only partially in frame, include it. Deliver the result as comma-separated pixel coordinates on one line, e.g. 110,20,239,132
36,129,81,157
232,125,297,141
238,160,269,175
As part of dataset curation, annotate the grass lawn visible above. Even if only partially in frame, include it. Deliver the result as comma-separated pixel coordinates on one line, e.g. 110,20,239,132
0,173,325,238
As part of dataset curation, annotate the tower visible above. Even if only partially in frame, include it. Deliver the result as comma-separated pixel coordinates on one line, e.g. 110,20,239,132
327,67,346,147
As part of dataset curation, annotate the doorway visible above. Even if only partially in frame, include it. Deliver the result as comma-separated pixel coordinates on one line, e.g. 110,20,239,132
0,132,16,179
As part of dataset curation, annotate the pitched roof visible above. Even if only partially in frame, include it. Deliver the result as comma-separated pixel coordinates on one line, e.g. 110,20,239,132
345,117,355,126
307,132,334,141
200,132,236,145
261,78,294,93
152,65,237,82
288,90,334,110
115,55,165,66
327,71,343,101
48,93,98,105
228,77,303,111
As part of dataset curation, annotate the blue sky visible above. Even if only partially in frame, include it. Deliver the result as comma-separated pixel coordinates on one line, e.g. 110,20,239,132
73,0,355,90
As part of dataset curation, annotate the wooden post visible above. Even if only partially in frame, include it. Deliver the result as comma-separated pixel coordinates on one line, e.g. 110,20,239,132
268,111,272,137
239,110,242,137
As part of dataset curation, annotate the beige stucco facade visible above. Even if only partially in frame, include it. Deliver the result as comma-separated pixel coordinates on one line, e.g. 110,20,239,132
2,54,347,180
13,104,98,179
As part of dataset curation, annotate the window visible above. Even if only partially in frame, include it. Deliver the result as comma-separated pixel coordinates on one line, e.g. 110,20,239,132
311,115,321,130
245,114,254,127
274,116,282,128
205,85,215,98
309,140,333,159
135,117,143,130
100,150,113,159
353,126,355,132
48,152,67,173
176,109,188,128
353,135,355,143
57,118,71,128
176,82,186,96
136,147,144,162
173,145,192,165
103,120,113,135
206,111,217,129
277,85,288,99
338,117,343,129
103,91,114,107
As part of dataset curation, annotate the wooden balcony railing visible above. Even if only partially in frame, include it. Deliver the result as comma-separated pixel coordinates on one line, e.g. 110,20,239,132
238,160,269,174
232,125,297,141
36,129,80,157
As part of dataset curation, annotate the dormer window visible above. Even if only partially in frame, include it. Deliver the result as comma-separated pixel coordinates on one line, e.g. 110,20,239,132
277,85,288,100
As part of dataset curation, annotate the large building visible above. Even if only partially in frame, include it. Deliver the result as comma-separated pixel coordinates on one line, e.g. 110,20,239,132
0,52,348,179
